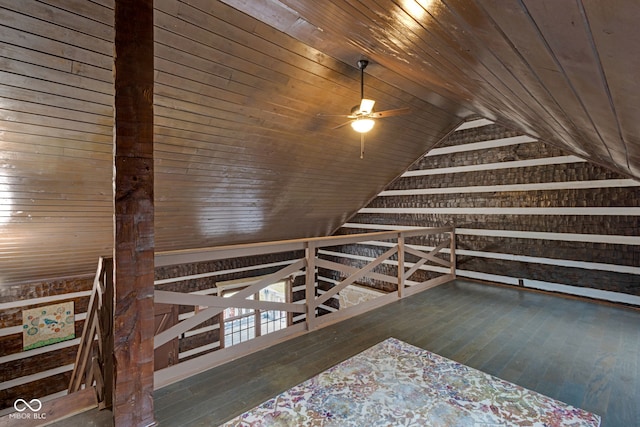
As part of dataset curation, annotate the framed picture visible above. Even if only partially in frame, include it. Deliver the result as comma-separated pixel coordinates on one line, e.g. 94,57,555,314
22,302,75,351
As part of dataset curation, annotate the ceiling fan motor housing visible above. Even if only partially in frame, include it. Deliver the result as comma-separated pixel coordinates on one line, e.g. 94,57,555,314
351,104,368,115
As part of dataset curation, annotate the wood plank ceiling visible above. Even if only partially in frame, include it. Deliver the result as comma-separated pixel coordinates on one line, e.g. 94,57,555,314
1,0,639,287
224,0,640,178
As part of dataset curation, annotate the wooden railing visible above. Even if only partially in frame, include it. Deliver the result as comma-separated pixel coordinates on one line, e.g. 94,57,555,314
153,227,456,388
64,228,456,401
68,256,114,410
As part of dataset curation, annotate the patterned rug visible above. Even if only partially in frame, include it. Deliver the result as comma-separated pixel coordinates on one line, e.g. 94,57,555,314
221,337,600,426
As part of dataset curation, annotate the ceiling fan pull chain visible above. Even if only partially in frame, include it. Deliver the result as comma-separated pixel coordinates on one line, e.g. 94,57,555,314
360,134,365,159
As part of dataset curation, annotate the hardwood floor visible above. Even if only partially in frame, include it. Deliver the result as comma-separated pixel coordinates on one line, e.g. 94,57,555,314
57,279,640,426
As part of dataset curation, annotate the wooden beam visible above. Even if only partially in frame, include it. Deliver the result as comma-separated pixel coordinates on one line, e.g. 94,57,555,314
397,234,405,298
305,242,317,331
113,0,155,425
99,257,114,410
154,290,306,313
450,230,457,277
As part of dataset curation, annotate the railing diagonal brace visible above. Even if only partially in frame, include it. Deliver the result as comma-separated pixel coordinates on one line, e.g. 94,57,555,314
154,258,305,349
315,245,397,307
404,239,451,268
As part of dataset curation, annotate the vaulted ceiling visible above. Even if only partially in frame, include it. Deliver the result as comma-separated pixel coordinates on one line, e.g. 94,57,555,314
1,0,639,286
225,0,640,177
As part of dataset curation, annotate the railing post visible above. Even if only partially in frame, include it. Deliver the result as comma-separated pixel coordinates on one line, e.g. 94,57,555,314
68,256,114,411
112,0,155,423
450,228,456,277
305,242,317,330
100,257,114,410
397,233,405,298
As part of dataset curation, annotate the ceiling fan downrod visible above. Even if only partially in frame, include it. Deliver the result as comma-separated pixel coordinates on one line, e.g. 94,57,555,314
357,59,368,100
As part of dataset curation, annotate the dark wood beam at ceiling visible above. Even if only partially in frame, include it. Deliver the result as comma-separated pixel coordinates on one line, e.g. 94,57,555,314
113,0,156,425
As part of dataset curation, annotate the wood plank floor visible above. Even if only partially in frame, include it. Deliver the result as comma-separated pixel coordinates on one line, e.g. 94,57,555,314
57,279,640,426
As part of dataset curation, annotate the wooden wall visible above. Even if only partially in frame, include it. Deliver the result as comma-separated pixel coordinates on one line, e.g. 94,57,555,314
0,0,462,288
0,0,115,286
336,118,640,305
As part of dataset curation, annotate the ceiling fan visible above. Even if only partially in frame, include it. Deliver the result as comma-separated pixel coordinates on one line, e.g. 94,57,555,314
320,59,410,158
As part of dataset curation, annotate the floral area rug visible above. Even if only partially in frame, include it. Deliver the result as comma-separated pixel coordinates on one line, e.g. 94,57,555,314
221,337,600,426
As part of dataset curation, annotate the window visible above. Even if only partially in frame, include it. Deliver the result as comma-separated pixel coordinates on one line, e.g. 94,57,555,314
220,279,290,348
222,292,256,347
259,282,288,335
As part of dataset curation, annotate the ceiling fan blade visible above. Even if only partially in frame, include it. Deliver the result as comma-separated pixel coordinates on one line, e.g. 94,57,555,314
369,107,411,118
317,113,352,118
359,98,375,115
332,120,354,130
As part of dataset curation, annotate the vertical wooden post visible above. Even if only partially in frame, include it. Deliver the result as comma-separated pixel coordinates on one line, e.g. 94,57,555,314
254,292,261,338
449,229,457,278
397,233,405,298
286,276,294,327
100,258,114,410
113,0,155,425
305,242,317,331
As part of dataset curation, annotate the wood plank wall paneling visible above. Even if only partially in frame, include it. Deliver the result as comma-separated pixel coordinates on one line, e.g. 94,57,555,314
581,0,640,172
225,0,640,179
1,372,72,411
1,0,640,287
0,0,114,287
0,299,89,342
152,0,461,252
1,0,461,287
334,119,640,304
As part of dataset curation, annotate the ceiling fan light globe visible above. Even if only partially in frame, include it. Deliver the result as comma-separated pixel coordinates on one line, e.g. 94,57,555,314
351,118,375,133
